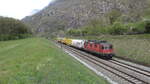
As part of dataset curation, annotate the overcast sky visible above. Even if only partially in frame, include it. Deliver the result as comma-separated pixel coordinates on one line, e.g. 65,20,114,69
0,0,54,19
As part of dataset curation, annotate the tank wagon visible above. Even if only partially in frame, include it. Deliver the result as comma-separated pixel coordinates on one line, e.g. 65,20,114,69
71,39,86,49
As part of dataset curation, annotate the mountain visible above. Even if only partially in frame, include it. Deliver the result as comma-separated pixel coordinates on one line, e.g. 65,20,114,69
22,0,150,36
30,9,40,15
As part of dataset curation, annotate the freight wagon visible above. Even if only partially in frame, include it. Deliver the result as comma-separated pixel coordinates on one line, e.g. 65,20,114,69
71,39,85,49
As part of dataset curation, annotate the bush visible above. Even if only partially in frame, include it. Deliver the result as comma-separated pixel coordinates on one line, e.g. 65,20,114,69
0,34,32,41
145,20,150,33
66,29,82,36
109,22,127,35
133,21,146,34
106,9,122,24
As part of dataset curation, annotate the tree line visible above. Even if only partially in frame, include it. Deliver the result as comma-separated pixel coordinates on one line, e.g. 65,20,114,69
0,17,32,41
66,19,150,36
66,7,150,36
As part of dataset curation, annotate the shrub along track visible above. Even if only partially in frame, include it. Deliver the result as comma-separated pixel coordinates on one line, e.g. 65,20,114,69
57,43,150,84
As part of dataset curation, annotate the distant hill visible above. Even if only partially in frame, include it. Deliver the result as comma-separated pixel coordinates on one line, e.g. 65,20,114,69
22,0,150,37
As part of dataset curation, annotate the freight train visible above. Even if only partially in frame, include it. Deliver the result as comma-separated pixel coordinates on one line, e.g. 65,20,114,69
57,38,115,59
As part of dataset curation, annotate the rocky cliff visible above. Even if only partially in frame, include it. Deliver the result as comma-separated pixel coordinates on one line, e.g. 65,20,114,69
22,0,150,36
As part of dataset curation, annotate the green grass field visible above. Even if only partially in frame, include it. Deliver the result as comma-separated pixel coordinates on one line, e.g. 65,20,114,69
77,34,150,66
0,38,108,84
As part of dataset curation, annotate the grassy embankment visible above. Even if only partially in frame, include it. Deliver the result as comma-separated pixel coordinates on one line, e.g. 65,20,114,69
0,38,108,84
75,34,150,66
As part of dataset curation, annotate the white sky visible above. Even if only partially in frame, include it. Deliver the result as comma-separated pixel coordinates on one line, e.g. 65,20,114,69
0,0,54,19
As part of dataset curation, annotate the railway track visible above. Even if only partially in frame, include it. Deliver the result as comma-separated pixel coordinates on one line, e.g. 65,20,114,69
110,59,150,77
58,43,150,84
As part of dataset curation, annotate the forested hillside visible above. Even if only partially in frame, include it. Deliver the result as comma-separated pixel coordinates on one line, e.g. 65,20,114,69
22,0,150,37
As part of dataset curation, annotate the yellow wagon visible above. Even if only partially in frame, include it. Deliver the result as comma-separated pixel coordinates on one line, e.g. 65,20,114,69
65,38,72,45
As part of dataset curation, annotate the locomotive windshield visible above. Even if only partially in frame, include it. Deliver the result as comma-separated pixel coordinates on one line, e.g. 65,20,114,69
110,45,113,49
102,45,113,50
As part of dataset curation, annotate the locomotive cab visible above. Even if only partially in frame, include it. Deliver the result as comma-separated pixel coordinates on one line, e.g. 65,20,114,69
101,44,114,58
84,40,114,59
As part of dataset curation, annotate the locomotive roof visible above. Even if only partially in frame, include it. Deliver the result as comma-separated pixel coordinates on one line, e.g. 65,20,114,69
88,40,107,43
87,40,112,45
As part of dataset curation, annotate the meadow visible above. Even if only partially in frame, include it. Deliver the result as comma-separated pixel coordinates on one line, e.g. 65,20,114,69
0,38,108,84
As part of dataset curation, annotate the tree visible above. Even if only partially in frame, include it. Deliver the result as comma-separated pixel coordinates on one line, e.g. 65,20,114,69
107,9,122,25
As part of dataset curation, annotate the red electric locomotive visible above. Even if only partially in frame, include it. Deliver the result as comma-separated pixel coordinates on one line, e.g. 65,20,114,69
84,40,114,59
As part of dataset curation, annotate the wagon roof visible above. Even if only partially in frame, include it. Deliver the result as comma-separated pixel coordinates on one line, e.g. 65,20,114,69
72,39,86,41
